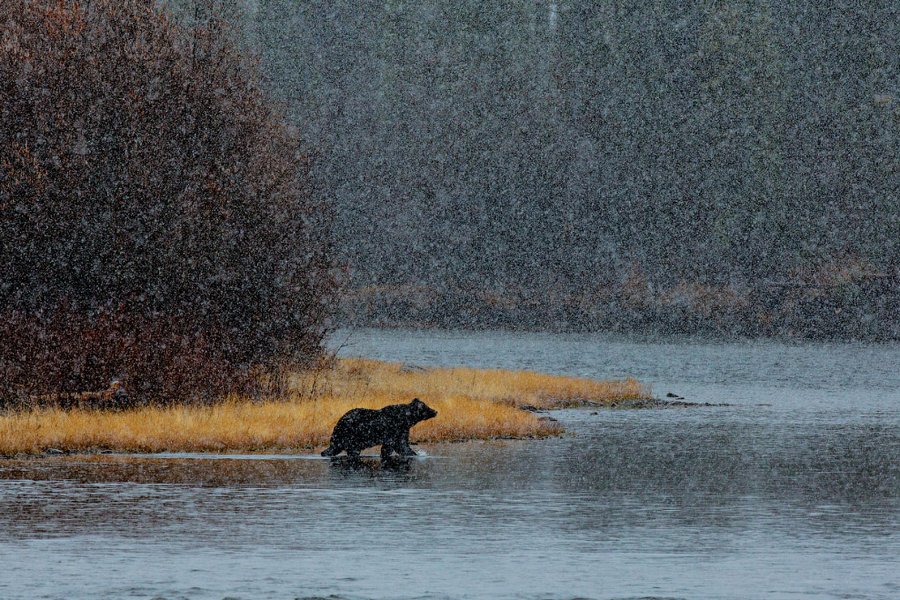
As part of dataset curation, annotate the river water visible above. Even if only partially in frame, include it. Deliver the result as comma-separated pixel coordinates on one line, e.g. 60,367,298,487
1,328,898,600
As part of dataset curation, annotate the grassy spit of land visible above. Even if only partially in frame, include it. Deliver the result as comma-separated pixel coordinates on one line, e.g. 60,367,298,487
0,358,651,456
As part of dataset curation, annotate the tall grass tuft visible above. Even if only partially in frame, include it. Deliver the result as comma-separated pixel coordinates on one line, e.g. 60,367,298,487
293,358,651,410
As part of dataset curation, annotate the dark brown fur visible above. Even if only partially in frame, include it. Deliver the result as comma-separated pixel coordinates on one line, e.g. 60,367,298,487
321,398,437,459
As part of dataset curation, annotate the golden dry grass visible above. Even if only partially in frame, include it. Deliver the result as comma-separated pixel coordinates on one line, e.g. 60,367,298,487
0,358,650,456
296,358,650,410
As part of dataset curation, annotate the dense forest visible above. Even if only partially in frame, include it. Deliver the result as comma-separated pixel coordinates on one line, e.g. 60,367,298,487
191,1,895,338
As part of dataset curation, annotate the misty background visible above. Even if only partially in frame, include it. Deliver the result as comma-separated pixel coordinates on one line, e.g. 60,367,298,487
178,0,897,339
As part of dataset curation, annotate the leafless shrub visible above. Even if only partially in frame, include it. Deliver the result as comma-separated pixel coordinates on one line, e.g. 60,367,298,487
0,0,335,407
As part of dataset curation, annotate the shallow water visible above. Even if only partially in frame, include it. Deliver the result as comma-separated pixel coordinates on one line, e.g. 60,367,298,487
1,329,898,599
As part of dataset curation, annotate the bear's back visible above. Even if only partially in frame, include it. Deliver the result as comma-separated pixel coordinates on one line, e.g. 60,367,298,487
331,406,397,448
377,403,414,425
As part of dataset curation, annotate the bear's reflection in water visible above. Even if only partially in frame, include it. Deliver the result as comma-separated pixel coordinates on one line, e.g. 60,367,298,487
328,454,413,474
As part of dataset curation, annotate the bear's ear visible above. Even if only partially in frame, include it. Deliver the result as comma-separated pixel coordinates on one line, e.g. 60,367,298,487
410,398,422,405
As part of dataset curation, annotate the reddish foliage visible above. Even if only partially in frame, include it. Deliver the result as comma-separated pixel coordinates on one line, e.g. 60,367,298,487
0,0,335,406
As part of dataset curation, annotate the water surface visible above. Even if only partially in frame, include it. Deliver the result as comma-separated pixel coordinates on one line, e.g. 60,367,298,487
1,329,898,599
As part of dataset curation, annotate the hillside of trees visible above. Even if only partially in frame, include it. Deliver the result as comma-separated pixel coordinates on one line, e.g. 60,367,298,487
183,1,897,339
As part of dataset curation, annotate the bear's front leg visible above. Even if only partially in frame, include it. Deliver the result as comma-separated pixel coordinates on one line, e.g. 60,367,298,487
399,431,418,456
380,443,397,460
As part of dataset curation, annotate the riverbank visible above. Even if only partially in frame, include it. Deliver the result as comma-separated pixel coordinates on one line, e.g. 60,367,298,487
0,358,650,456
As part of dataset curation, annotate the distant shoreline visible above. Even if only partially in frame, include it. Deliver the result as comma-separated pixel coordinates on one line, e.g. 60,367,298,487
338,275,898,342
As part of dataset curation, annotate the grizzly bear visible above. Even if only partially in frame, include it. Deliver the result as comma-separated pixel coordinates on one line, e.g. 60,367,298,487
321,398,437,459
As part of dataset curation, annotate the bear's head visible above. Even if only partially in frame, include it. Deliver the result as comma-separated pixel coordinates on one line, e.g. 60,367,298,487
409,398,437,423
